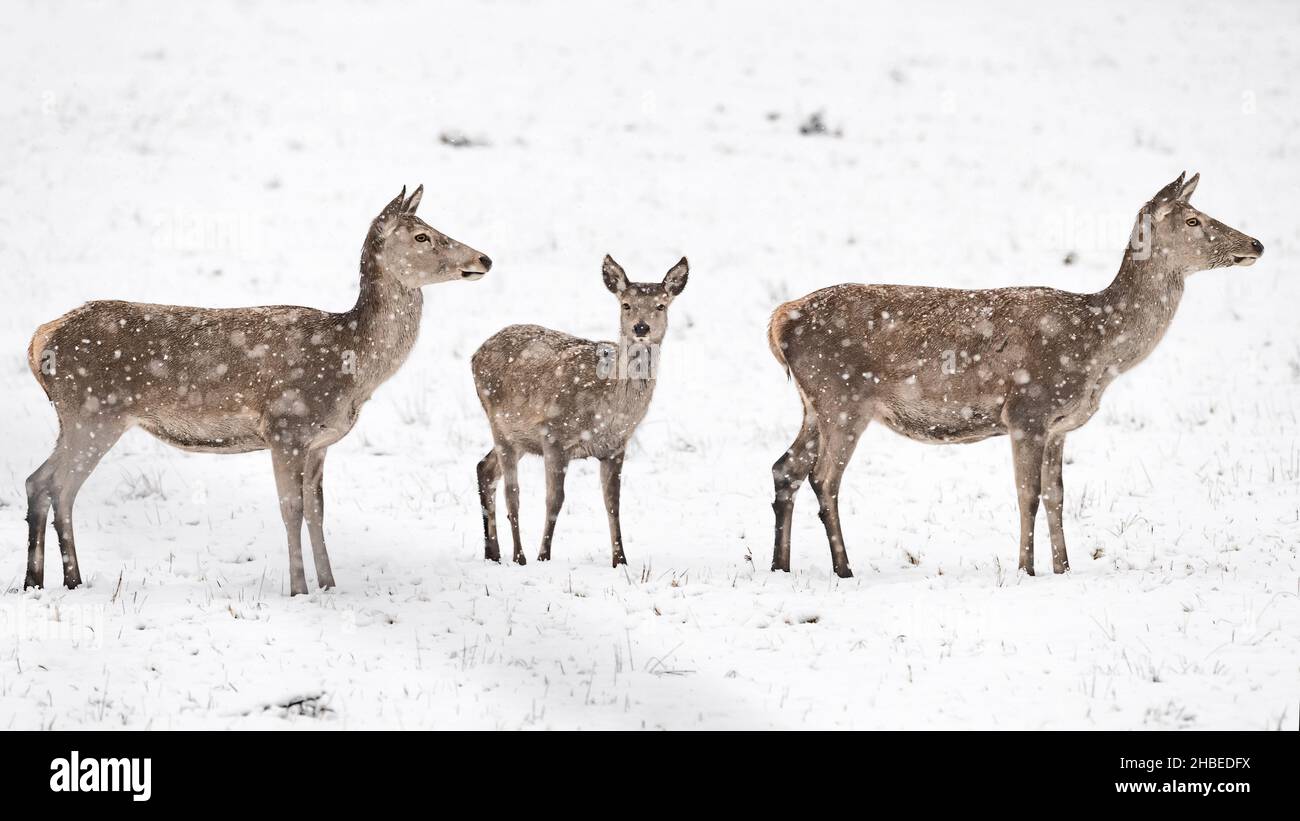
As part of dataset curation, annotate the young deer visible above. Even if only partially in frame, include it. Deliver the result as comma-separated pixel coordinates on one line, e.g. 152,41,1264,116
472,255,689,566
768,173,1262,578
24,186,491,595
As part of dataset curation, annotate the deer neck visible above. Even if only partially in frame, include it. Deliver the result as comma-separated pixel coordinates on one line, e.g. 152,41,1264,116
1092,244,1186,373
612,336,659,404
344,237,424,391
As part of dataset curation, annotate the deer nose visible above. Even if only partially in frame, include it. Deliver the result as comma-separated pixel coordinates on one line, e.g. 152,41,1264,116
1249,238,1264,256
477,254,493,271
632,322,650,338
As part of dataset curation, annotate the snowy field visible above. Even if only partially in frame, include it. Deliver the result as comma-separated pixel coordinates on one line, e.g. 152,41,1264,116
1,0,1297,729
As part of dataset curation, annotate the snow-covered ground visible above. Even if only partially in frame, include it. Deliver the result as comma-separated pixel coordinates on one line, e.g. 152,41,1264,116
0,0,1296,729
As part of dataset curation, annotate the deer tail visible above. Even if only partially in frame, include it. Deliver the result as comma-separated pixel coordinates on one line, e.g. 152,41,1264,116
27,306,86,397
28,319,60,387
767,303,796,380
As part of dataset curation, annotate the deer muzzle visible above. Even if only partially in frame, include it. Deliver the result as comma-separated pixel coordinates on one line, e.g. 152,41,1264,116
1232,238,1264,266
461,254,493,280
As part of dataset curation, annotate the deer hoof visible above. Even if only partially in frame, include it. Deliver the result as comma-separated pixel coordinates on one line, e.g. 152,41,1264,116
771,562,790,573
1053,563,1070,575
513,553,527,566
23,575,43,590
833,565,853,579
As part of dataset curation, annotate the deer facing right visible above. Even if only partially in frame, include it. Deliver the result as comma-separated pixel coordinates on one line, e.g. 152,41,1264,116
768,173,1262,578
23,186,491,595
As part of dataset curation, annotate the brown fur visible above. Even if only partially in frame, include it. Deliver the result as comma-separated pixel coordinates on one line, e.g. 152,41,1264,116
769,173,1263,578
22,186,492,594
471,255,688,566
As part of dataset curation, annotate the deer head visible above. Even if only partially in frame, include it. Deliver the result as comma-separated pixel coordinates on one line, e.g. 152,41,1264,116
1138,172,1263,273
371,185,492,287
602,255,689,344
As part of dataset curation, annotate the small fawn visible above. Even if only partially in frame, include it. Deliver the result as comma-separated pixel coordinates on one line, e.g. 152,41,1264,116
472,255,689,566
24,186,492,594
768,173,1262,578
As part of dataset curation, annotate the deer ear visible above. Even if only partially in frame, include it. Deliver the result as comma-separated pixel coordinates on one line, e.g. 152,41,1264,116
602,255,629,295
403,184,424,214
1151,172,1185,221
1177,172,1199,203
662,257,689,296
381,186,407,217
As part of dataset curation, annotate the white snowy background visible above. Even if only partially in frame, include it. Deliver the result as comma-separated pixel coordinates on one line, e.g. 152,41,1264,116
1,0,1296,729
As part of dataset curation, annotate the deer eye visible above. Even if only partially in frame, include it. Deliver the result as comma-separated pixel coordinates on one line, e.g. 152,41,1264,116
1185,218,1200,228
656,304,665,311
414,233,430,243
622,303,631,311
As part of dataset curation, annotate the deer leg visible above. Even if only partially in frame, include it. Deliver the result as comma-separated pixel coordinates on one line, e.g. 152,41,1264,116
599,453,627,567
499,447,526,565
809,413,868,579
46,420,128,589
271,447,310,596
771,411,819,572
24,457,58,589
303,448,335,590
1041,434,1070,574
477,448,502,562
1009,429,1048,576
537,446,569,562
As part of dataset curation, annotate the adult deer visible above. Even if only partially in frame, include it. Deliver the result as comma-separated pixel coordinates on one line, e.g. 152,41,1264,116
472,255,688,566
24,186,491,594
768,173,1262,578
